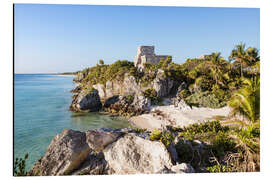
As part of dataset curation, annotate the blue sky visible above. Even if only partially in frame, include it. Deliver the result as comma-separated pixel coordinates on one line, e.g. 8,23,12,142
14,4,260,73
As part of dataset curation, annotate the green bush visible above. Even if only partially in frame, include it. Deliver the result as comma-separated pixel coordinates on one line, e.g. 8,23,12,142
185,91,227,108
178,89,190,99
211,132,236,157
150,129,162,141
142,88,161,104
81,60,135,85
178,121,229,141
207,165,231,173
14,153,29,176
150,129,174,147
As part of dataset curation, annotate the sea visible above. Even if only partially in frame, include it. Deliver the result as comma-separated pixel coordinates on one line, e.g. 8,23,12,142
14,74,131,170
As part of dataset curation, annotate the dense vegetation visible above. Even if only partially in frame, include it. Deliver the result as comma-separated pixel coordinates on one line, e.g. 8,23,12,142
147,120,260,173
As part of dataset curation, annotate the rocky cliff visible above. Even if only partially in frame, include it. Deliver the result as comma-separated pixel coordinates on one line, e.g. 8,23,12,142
69,46,179,113
29,128,195,176
70,69,176,114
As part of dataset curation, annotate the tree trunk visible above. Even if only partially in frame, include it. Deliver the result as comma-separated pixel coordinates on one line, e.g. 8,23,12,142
241,63,243,77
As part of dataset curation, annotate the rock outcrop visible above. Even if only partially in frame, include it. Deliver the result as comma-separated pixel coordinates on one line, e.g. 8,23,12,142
92,74,141,101
170,163,195,173
131,95,151,111
86,128,124,152
29,129,91,176
69,89,102,112
73,71,87,82
71,152,108,175
153,69,174,97
103,134,173,174
29,128,197,176
89,72,175,102
69,46,176,113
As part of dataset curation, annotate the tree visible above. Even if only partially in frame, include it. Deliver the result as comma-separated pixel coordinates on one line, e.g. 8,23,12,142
99,59,104,65
229,43,260,78
228,76,260,123
229,43,246,77
209,52,226,86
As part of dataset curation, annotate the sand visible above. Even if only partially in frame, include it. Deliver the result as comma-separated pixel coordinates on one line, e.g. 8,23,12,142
129,105,231,131
53,74,75,77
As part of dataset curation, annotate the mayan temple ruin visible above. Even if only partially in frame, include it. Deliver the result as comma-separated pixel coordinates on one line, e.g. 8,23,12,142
134,46,171,70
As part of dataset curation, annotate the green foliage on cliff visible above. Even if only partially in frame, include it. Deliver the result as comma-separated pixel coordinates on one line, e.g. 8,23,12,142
141,88,161,104
82,60,136,85
175,120,260,172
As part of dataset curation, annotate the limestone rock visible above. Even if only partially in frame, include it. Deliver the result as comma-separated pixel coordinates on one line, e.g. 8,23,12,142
122,74,141,95
72,152,108,175
104,95,120,108
103,134,173,174
131,95,151,111
70,89,102,112
73,72,86,82
86,128,124,152
171,163,195,173
153,69,174,97
166,143,179,164
175,100,192,111
157,166,175,174
177,82,187,93
70,85,82,93
105,80,114,98
29,129,91,176
93,83,106,100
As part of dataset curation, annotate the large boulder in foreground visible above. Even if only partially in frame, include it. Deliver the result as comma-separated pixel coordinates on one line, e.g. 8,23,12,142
103,134,173,174
71,152,109,175
86,128,124,152
70,89,102,112
29,129,91,176
29,128,196,176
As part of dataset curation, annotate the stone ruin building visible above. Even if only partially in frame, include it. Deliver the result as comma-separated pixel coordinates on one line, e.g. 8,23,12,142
134,46,171,70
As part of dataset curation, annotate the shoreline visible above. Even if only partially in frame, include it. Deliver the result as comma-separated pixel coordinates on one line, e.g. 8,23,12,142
129,104,231,131
53,74,75,77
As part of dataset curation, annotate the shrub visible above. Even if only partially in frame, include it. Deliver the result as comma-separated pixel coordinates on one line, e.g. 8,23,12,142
142,88,161,104
99,59,104,65
150,129,174,147
211,132,236,157
185,91,227,108
14,153,29,176
207,165,231,173
178,89,190,99
150,129,162,141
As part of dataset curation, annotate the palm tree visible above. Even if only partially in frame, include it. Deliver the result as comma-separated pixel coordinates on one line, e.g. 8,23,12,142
246,47,260,65
228,76,260,123
229,43,260,77
209,52,226,86
229,43,246,77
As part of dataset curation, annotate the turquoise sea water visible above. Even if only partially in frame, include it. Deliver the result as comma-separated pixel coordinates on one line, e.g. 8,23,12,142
14,74,130,170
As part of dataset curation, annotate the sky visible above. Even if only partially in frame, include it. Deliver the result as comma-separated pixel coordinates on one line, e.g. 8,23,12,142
14,4,260,74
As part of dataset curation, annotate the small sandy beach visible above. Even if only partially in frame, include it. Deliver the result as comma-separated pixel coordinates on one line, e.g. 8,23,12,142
53,74,75,77
129,105,231,130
